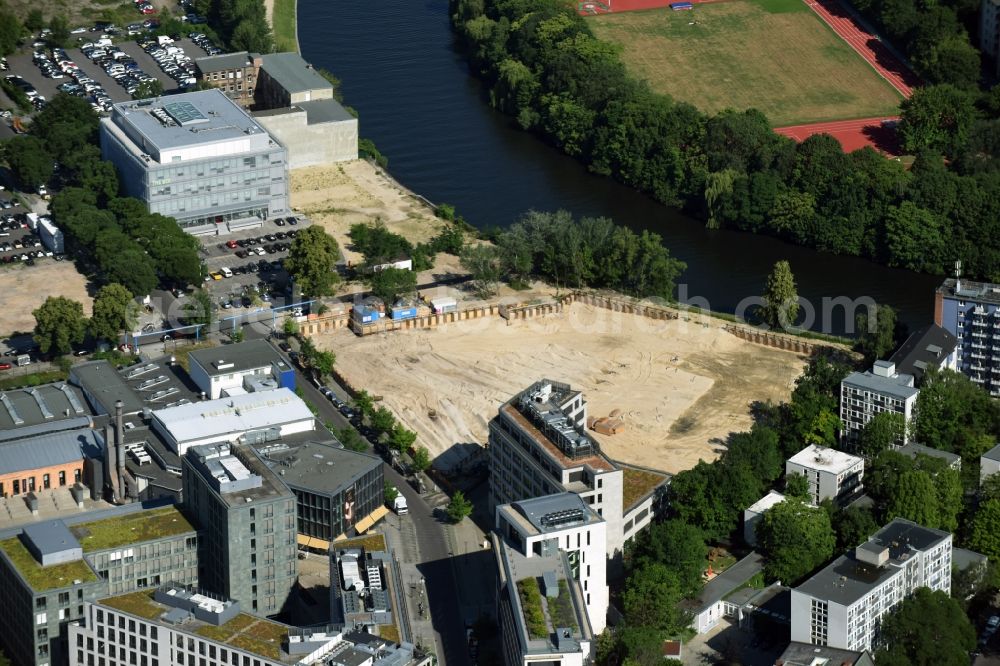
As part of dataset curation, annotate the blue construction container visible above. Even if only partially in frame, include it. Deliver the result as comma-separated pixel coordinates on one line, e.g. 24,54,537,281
353,305,382,324
389,306,418,321
278,367,296,391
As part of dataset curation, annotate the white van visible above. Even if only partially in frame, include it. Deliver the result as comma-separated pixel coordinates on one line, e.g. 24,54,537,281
220,266,233,278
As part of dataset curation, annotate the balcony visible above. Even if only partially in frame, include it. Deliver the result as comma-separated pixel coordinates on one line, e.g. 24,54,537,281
972,342,988,350
971,352,987,360
972,331,988,338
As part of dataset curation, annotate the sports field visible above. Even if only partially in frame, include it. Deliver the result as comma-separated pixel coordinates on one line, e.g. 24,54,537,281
589,0,903,126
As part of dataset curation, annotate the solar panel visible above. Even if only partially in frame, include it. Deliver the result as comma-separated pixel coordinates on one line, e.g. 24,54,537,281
540,508,585,528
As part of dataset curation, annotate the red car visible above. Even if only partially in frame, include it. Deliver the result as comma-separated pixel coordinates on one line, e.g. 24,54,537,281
0,363,11,370
226,239,239,248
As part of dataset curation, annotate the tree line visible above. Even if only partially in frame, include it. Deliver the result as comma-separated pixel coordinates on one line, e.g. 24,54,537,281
450,0,1000,281
191,0,274,54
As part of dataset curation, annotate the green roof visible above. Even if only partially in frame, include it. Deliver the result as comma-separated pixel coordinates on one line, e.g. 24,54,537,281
195,613,287,661
622,466,668,511
71,506,196,552
102,590,165,619
333,533,386,552
0,537,98,592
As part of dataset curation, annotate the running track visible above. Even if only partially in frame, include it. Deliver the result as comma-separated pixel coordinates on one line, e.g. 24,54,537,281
774,116,901,154
803,0,920,98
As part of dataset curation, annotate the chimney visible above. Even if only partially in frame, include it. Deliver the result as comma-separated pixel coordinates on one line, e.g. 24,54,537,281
114,400,126,503
104,423,120,502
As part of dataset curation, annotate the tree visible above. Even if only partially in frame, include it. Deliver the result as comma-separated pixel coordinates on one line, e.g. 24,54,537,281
784,472,810,499
33,296,87,356
0,5,22,56
371,406,396,434
831,504,878,551
48,14,70,47
855,304,904,365
622,563,690,635
968,499,1000,563
284,225,341,296
337,427,367,452
390,424,417,452
460,243,503,297
89,284,136,343
133,79,163,100
183,289,215,328
410,446,431,472
368,267,417,306
868,451,963,530
4,135,54,189
628,519,707,594
354,390,375,417
898,84,978,158
445,490,473,523
229,18,272,53
282,317,299,338
873,588,975,665
857,411,905,459
760,260,799,329
914,369,1000,461
25,9,45,34
756,497,835,584
384,482,399,505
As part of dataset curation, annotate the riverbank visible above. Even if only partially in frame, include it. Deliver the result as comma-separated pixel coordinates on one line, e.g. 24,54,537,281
269,0,298,52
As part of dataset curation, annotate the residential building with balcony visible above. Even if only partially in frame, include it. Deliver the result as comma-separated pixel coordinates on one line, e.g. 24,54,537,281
488,380,669,562
785,445,864,507
839,361,918,449
789,518,952,652
182,443,297,617
935,277,1000,396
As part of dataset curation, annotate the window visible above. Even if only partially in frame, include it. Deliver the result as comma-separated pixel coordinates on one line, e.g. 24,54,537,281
36,597,46,610
36,612,47,625
43,474,50,489
58,471,66,486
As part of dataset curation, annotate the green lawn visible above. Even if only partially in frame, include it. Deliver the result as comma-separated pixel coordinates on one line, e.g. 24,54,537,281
589,0,902,126
272,0,298,53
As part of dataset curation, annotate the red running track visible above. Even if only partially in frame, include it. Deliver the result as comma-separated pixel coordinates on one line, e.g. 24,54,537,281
774,116,901,154
803,0,920,97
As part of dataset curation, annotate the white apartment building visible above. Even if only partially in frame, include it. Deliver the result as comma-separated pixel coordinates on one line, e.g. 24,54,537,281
981,443,1000,485
742,491,786,546
840,361,919,449
786,445,864,507
488,380,668,561
492,505,595,666
495,493,608,634
70,583,433,666
790,518,952,652
187,340,296,399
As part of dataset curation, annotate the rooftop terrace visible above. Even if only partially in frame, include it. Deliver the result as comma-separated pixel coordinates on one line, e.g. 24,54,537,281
0,536,98,591
70,505,196,552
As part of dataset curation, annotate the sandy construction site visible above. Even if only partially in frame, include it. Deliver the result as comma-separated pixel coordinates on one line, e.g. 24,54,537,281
0,262,92,335
319,303,807,474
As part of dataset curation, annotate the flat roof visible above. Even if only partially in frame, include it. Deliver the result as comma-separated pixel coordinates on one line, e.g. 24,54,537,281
0,535,98,591
260,52,331,94
887,324,956,382
195,51,257,72
509,493,601,534
297,99,355,124
953,547,988,572
152,388,313,444
938,278,1000,305
746,490,786,514
70,505,196,552
23,520,81,557
842,369,919,400
121,358,202,409
787,445,862,475
71,361,146,415
189,340,286,377
795,519,950,607
105,89,274,160
187,444,294,507
254,438,381,495
0,428,102,476
0,383,91,430
500,404,615,473
896,443,961,467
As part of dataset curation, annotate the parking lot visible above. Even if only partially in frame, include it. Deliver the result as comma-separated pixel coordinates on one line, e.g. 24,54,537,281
199,216,314,314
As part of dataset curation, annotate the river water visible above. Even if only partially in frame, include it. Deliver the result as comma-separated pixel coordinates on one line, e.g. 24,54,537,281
298,0,940,335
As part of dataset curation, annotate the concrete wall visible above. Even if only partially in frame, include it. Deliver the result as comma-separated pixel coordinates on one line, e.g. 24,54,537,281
255,110,357,168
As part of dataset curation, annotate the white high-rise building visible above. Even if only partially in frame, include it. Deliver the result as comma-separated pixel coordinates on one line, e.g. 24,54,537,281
786,445,864,507
790,518,952,652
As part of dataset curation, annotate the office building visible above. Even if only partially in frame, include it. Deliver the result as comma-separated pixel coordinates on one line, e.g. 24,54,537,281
195,51,262,108
488,380,668,561
100,89,289,235
790,518,952,652
69,583,432,666
495,493,608,634
187,340,296,399
743,491,786,546
254,439,384,546
935,277,1000,396
493,526,594,666
151,388,315,455
0,503,198,666
839,361,918,449
785,445,864,507
329,539,396,633
183,442,297,616
886,323,957,384
252,52,358,168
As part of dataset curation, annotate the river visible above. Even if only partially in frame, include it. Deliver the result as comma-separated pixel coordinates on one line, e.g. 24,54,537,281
298,0,941,336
